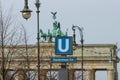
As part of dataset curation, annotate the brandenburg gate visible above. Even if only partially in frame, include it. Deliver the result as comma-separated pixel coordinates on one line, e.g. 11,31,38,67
0,43,119,80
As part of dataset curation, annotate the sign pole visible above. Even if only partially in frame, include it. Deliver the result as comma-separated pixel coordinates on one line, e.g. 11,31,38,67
55,37,73,80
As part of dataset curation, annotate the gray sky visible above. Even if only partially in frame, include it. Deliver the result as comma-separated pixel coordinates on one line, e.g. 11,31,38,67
1,0,120,80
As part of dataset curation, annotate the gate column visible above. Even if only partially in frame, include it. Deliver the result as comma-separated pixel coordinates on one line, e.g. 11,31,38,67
69,69,74,80
91,70,95,80
86,69,95,80
14,71,27,80
107,69,114,80
40,70,47,80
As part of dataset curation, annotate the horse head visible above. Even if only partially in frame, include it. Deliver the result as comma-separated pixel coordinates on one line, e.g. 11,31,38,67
39,29,43,33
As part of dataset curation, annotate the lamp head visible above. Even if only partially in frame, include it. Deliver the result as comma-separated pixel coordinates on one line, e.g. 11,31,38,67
21,8,32,20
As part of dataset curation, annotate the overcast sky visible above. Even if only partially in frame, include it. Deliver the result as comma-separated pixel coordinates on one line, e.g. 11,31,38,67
1,0,120,80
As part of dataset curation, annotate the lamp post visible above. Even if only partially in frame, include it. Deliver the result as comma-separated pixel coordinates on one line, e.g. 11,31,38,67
21,0,41,80
1,20,5,80
72,25,84,80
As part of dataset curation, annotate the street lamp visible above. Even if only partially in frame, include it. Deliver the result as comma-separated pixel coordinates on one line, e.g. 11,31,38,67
72,25,84,80
21,0,41,80
20,0,32,20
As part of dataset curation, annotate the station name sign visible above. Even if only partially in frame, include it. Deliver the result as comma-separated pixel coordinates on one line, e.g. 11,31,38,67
51,57,76,63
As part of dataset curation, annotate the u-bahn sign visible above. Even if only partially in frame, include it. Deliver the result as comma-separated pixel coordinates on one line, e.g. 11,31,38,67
55,37,72,55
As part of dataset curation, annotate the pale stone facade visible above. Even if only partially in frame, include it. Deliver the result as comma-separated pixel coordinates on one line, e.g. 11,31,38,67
0,43,119,80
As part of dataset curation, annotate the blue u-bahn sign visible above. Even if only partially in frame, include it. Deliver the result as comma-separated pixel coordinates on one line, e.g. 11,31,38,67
55,37,72,55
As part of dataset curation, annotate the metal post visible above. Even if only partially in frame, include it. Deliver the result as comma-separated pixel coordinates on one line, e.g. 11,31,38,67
50,49,52,80
1,20,5,80
72,25,84,80
35,0,41,80
81,36,84,80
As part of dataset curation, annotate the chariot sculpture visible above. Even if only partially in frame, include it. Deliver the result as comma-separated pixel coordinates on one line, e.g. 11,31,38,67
39,12,68,42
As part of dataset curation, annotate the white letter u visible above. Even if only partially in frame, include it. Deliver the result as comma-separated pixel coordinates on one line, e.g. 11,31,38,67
58,39,69,52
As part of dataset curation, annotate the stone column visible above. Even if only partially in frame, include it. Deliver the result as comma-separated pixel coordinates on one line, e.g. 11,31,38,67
69,69,74,80
86,69,95,80
41,70,47,80
15,71,27,80
107,69,114,80
91,70,95,80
